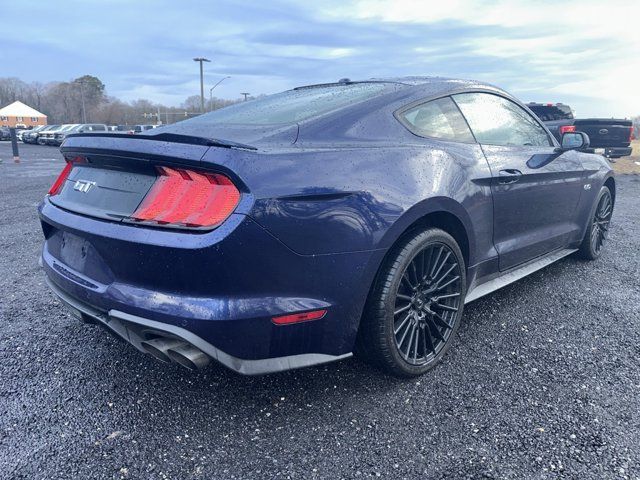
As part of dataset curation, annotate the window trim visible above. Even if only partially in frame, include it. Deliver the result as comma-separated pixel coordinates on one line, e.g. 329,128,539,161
451,90,556,148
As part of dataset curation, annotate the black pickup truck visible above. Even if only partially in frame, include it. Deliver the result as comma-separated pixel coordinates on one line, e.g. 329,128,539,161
527,102,634,159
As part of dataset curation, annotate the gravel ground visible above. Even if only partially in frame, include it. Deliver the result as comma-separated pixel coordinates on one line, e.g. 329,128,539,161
1,143,639,480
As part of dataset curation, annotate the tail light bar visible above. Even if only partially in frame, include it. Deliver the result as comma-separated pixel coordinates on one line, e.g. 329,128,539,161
48,156,86,195
48,160,240,231
559,125,576,135
130,166,240,229
48,161,73,195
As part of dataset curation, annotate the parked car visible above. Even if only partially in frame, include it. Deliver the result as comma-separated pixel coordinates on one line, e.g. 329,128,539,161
527,102,633,159
0,126,28,140
132,124,158,134
42,124,78,145
107,125,132,133
51,123,108,146
21,125,48,143
0,126,10,140
40,77,614,377
16,127,31,141
38,125,67,145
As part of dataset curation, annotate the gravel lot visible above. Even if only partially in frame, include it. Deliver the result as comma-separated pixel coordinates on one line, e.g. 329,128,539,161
1,143,639,480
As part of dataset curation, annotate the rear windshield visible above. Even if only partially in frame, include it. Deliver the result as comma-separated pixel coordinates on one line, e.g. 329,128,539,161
167,83,390,127
527,104,574,121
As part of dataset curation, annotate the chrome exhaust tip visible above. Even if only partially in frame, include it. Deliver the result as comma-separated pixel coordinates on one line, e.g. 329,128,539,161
140,338,187,363
167,344,211,370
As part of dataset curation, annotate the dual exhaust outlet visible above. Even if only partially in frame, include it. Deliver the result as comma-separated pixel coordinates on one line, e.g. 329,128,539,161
140,337,210,371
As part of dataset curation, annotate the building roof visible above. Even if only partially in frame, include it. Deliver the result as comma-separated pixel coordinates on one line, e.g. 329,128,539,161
0,101,47,118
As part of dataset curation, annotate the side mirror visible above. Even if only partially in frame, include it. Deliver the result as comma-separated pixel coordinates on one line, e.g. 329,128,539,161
561,131,590,150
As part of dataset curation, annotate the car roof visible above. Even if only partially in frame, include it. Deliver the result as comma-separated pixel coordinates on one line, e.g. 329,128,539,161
297,76,506,97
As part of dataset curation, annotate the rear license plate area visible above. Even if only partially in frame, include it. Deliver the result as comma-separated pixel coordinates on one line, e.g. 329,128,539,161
60,231,89,273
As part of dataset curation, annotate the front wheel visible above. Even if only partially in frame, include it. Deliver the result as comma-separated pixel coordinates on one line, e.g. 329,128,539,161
357,228,466,377
577,185,613,260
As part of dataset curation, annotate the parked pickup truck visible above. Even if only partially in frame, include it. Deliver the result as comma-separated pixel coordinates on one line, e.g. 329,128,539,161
527,102,634,159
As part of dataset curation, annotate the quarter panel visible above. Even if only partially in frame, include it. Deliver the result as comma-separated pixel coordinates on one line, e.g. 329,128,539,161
210,140,495,267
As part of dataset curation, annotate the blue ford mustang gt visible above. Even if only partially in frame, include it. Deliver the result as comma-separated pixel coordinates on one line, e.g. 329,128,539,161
40,77,614,376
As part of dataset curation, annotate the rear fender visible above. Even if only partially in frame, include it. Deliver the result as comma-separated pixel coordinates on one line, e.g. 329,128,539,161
377,197,475,263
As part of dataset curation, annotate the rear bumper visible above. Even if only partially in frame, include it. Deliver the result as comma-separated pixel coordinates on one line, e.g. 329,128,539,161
603,146,632,158
45,276,351,374
39,199,383,373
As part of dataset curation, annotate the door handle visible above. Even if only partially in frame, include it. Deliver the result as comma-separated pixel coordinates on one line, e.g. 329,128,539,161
498,169,522,184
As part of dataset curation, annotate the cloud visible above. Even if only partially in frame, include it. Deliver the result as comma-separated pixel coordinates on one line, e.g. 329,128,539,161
0,0,638,116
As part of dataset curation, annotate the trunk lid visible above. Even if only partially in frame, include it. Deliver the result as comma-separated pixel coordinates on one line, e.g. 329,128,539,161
573,118,632,147
51,133,248,225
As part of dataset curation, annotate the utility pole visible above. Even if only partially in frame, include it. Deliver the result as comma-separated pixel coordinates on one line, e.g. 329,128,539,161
193,57,211,113
209,76,231,111
241,92,250,102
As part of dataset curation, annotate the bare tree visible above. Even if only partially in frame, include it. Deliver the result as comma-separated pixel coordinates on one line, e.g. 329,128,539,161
0,75,251,126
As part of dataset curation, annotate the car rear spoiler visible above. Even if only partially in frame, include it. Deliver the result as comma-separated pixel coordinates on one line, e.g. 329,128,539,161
60,133,257,166
64,132,257,150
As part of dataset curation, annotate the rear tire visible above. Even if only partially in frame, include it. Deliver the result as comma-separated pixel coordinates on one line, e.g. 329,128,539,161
577,186,613,260
357,228,466,377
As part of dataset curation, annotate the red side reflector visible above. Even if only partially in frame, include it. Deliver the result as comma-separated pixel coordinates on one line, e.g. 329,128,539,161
272,309,327,325
48,161,73,196
559,125,576,135
130,167,240,229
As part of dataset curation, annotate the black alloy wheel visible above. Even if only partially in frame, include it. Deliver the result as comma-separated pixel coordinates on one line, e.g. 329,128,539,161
357,228,466,377
590,189,612,255
393,243,462,365
578,185,613,260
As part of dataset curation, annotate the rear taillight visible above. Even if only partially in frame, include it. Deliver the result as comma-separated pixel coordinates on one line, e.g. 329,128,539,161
629,127,635,142
559,125,576,135
48,156,87,196
130,166,240,229
48,161,73,196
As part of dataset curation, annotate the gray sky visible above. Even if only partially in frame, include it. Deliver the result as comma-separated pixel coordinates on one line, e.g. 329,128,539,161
2,0,638,117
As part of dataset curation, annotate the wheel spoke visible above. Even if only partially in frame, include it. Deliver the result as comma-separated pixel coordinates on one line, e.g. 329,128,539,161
430,251,451,282
394,312,412,335
412,329,420,362
409,260,419,287
434,274,460,292
423,323,435,354
396,293,413,302
433,262,456,286
430,311,452,330
401,273,415,290
404,324,417,360
420,248,427,281
427,246,444,280
433,302,458,312
397,314,413,347
424,317,445,341
591,224,599,251
433,292,460,301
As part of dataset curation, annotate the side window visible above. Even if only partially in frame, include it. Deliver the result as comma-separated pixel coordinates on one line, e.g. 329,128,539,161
453,93,552,147
399,97,475,143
